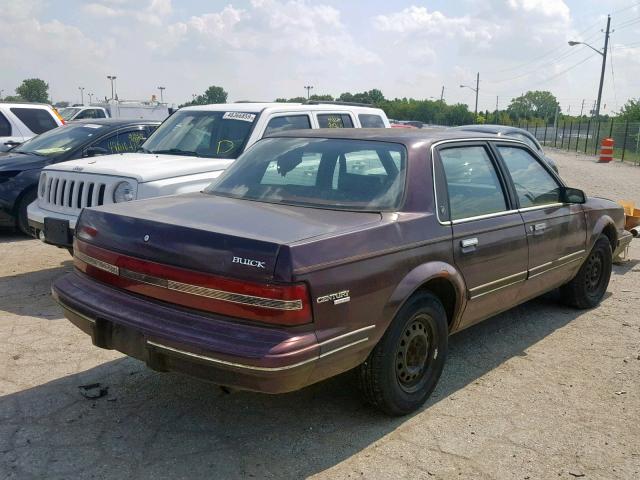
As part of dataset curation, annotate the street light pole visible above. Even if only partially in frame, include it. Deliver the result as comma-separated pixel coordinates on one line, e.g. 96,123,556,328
304,85,313,100
568,14,611,120
107,75,117,100
88,93,94,104
78,87,85,105
460,72,480,122
157,86,165,103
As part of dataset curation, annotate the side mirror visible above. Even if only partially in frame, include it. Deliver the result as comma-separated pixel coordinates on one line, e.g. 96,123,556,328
84,146,109,157
561,186,586,204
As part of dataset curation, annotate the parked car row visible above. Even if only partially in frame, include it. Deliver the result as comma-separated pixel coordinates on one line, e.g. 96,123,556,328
28,102,389,248
3,100,630,415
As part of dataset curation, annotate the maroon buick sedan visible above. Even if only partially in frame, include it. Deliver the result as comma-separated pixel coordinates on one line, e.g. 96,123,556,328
52,129,632,415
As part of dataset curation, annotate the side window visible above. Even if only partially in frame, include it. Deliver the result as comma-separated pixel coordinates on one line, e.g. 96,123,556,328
10,108,57,134
75,110,92,119
263,115,311,136
94,109,107,119
497,146,560,208
91,130,148,154
358,114,385,128
0,112,11,136
317,113,354,128
439,146,507,221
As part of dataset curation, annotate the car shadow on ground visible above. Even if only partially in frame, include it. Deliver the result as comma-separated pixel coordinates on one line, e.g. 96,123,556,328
0,262,72,319
0,293,588,479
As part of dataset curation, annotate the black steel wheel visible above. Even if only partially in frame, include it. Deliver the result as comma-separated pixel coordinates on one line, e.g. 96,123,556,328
561,235,612,309
358,292,448,416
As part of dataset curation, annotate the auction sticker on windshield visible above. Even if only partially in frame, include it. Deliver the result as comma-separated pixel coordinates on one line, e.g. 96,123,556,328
222,112,256,122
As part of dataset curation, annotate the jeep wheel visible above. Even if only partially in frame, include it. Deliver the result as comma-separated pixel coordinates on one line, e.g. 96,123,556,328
357,293,448,416
561,235,612,309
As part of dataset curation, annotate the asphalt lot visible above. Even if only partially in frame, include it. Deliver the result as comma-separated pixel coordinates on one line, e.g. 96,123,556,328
1,149,639,479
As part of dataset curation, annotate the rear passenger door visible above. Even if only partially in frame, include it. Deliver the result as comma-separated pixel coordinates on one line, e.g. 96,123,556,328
494,143,587,297
435,142,528,328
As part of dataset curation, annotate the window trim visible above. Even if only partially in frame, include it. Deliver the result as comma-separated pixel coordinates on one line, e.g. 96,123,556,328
433,140,513,224
263,113,312,137
492,142,563,210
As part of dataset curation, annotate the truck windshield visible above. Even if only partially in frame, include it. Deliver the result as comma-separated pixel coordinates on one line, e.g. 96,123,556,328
12,123,107,157
206,138,407,212
142,110,257,159
59,108,82,120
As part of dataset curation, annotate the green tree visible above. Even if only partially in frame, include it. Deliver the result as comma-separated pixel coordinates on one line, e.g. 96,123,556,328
338,89,385,105
309,94,334,101
507,90,559,121
180,85,228,107
619,98,640,121
275,96,308,103
15,78,50,103
3,95,23,102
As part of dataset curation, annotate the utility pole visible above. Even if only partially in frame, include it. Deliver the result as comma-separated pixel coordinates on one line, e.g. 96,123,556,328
568,14,611,120
0,89,4,101
579,98,585,118
475,72,479,119
304,85,314,100
440,85,445,102
78,86,85,105
495,96,499,123
459,72,479,122
157,86,165,103
553,104,559,129
107,75,117,100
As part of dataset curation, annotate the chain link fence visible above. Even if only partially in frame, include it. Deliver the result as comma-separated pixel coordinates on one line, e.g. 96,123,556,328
509,119,640,165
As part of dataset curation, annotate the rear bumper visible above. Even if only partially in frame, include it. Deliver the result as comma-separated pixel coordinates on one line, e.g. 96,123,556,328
52,272,373,393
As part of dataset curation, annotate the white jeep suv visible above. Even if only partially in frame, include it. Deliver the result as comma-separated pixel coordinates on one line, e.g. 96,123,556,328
28,102,389,248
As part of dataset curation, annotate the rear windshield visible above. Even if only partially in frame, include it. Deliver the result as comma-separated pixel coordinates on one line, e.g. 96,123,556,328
142,110,256,159
206,138,407,212
13,123,106,157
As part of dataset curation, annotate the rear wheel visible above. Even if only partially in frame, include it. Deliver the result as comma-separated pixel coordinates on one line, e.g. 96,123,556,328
561,235,612,309
357,293,448,416
17,189,37,236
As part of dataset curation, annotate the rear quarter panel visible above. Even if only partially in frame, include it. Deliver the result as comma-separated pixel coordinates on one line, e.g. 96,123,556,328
582,197,626,249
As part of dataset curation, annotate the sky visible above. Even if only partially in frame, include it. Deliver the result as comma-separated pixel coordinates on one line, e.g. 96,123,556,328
1,0,639,115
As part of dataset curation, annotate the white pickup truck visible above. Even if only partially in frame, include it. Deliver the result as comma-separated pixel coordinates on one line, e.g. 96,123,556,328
28,102,389,248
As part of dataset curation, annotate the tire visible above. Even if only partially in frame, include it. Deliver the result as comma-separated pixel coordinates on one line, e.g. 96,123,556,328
17,189,37,236
357,292,448,416
561,235,612,309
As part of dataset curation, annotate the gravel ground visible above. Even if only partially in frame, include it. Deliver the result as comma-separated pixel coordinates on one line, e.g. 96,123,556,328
0,149,639,480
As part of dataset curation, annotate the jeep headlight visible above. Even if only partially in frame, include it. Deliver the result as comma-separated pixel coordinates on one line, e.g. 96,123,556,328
39,173,47,197
113,181,135,203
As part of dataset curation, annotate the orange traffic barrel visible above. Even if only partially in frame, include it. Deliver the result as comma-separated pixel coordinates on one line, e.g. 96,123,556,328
598,137,614,163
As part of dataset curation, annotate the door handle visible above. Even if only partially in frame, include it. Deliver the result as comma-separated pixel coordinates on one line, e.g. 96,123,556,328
461,237,478,250
532,223,547,234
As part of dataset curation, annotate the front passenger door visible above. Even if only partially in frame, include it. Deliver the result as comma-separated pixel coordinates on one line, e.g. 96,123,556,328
437,144,528,329
495,144,587,299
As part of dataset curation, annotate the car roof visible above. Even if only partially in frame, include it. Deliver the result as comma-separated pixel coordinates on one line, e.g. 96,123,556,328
266,128,513,146
452,124,530,135
68,119,160,127
0,102,54,109
182,103,385,114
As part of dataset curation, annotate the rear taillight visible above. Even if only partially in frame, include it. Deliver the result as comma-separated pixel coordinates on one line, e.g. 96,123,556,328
73,239,312,326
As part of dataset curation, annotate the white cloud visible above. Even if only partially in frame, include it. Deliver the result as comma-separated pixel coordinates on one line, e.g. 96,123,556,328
158,0,379,65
